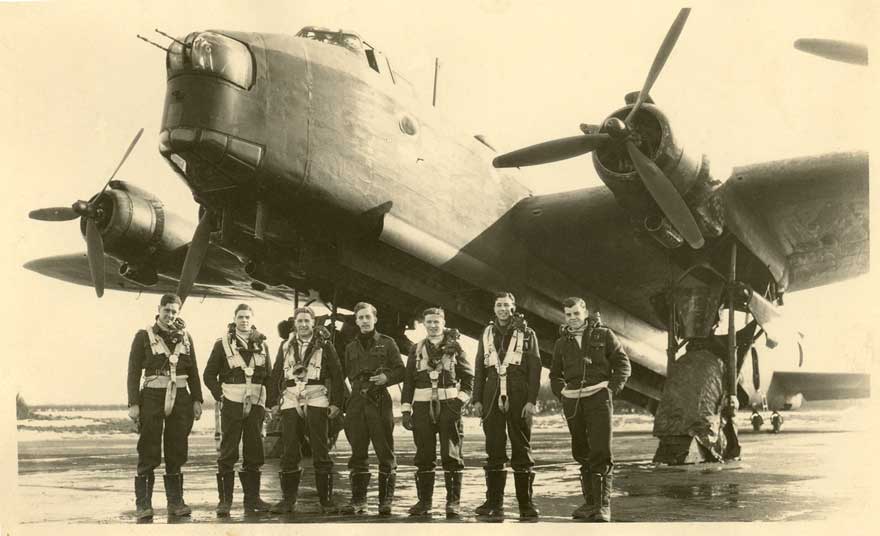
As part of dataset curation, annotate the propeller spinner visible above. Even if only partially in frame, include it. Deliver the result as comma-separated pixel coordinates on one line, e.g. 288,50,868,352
28,128,145,297
492,8,704,249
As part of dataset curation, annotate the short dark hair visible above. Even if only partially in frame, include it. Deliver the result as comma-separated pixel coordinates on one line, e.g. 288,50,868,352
493,291,516,304
353,302,377,316
160,294,182,307
234,303,253,315
422,307,445,319
292,307,316,321
562,297,587,311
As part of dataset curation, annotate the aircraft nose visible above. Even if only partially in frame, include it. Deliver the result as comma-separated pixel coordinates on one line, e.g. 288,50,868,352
159,32,267,186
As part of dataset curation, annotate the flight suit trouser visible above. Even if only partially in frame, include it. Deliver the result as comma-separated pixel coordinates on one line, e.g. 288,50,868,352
562,387,613,474
344,390,396,473
218,399,265,473
411,400,465,472
279,406,333,473
481,385,534,471
137,387,194,475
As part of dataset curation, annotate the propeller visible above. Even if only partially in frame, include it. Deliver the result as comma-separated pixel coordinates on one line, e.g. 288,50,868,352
491,134,610,168
175,212,214,304
27,128,144,297
625,8,691,123
624,138,704,248
794,38,868,66
28,206,79,222
492,8,703,248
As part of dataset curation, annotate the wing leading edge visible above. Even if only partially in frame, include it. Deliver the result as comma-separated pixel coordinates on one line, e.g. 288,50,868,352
23,253,301,303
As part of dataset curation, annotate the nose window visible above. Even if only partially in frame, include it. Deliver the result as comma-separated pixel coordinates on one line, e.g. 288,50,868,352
166,31,254,89
191,32,254,89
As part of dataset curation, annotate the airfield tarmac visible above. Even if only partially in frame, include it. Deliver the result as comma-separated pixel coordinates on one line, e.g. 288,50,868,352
15,409,874,524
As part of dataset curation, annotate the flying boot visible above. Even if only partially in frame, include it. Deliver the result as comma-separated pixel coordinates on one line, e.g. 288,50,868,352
407,470,434,516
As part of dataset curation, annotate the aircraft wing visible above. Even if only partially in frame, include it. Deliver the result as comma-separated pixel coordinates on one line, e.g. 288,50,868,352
24,252,302,303
514,151,868,328
721,152,869,292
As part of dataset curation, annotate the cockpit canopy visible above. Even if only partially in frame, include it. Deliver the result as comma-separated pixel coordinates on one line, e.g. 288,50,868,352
296,26,364,55
295,26,395,83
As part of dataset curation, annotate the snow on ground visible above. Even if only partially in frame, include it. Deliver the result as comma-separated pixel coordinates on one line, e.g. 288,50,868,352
17,400,871,443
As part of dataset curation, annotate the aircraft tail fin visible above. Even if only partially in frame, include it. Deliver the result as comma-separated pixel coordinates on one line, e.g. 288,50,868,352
767,371,870,409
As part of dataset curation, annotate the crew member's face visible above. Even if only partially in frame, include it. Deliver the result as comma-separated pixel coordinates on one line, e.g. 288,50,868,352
157,302,180,325
294,313,314,338
494,297,515,322
356,308,377,333
424,314,445,337
234,309,253,332
564,304,588,329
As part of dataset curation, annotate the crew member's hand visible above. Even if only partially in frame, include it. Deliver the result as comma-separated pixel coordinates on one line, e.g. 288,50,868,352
521,402,537,418
328,405,341,419
369,373,388,386
193,401,202,420
402,411,413,430
128,404,140,422
472,402,483,418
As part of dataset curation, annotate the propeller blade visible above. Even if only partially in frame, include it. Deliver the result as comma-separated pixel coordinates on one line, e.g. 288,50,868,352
626,8,691,123
625,140,704,248
794,38,868,66
84,219,105,297
176,213,213,303
28,207,79,221
492,134,610,168
99,127,144,194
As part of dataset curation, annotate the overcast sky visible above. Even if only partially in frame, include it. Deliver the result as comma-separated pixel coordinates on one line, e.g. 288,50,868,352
1,0,876,404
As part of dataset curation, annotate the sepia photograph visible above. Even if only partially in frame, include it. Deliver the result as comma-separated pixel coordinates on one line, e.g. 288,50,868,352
2,0,876,530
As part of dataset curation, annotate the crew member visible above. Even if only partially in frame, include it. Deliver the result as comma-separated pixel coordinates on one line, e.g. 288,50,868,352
472,292,541,518
400,308,473,517
203,304,273,516
550,297,630,522
341,302,405,515
126,293,203,520
267,307,345,514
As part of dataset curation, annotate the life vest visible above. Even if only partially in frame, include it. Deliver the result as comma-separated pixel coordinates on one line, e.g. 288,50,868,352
220,331,269,416
482,324,524,412
145,324,190,416
280,335,328,415
415,338,459,423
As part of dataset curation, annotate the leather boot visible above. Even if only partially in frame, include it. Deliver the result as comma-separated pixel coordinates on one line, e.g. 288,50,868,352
444,471,462,518
571,468,596,519
341,472,371,514
588,472,612,522
378,471,396,516
239,470,272,513
216,472,234,516
474,469,506,517
315,471,338,514
163,473,192,517
134,473,154,520
513,470,539,518
270,470,302,514
407,470,434,516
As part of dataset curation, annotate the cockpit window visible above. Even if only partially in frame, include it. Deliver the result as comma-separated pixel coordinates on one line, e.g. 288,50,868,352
296,28,364,55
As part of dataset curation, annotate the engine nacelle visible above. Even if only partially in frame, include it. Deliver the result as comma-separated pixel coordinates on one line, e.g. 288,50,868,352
79,181,194,275
592,104,723,240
